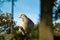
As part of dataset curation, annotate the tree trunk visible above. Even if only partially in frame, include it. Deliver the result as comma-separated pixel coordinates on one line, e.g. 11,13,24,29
39,0,54,40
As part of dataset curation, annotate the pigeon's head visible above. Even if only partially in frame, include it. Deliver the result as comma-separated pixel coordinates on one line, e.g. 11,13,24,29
19,14,27,19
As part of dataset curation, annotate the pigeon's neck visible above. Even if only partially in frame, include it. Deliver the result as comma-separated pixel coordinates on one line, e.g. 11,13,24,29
23,17,28,22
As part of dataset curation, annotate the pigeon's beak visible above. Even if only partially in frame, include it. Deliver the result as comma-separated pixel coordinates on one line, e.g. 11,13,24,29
19,16,21,18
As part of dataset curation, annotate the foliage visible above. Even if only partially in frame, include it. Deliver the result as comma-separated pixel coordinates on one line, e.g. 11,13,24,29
0,24,38,40
54,23,60,36
0,13,16,34
55,23,60,27
12,24,38,40
54,23,60,31
53,0,60,20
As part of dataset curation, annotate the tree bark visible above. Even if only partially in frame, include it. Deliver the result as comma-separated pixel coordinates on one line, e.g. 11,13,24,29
39,0,54,40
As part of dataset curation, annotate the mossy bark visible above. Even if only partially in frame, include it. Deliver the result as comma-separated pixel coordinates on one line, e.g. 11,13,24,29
39,0,54,40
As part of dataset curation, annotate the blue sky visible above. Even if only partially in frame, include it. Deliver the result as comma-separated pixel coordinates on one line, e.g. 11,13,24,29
14,0,40,26
0,0,60,26
0,0,40,26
